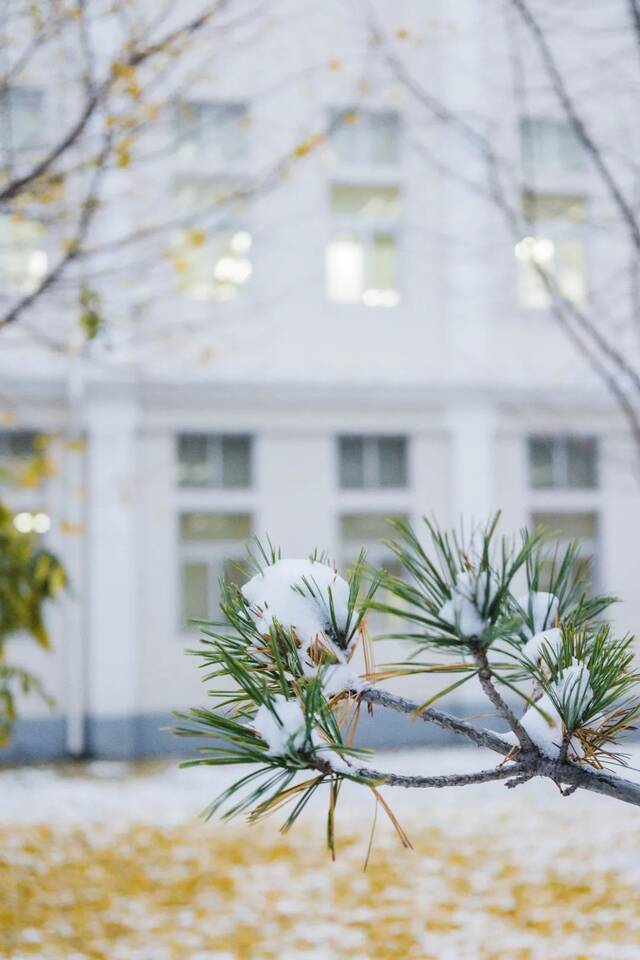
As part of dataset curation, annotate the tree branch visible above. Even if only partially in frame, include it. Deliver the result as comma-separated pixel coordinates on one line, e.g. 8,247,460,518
509,0,640,253
358,685,640,807
358,686,513,756
0,2,228,205
475,650,537,753
349,762,525,789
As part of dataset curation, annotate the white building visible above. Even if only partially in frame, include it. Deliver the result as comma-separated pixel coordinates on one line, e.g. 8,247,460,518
2,1,640,761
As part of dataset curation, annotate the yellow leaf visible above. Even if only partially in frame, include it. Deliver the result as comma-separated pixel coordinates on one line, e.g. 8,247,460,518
187,228,206,247
1,410,16,426
396,27,410,39
293,132,325,158
328,59,341,71
60,520,84,536
112,60,135,81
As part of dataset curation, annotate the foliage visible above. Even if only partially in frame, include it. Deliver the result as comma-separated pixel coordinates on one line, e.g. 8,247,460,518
182,516,640,850
0,502,66,745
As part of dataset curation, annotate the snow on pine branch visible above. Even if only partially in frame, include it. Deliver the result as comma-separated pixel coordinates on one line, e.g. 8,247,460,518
179,516,640,852
242,557,364,693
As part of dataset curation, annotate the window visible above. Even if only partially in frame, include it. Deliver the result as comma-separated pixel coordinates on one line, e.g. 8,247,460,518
515,191,587,309
173,177,251,301
339,436,407,489
180,512,251,624
0,87,44,153
530,511,598,591
520,117,586,175
175,101,248,166
340,512,409,634
330,109,400,166
0,218,47,293
326,184,400,306
178,434,252,488
528,435,598,489
0,430,38,484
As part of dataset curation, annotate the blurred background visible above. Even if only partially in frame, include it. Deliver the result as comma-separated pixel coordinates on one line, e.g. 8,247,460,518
2,2,640,956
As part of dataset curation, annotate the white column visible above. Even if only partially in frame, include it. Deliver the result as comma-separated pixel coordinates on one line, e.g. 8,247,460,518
85,388,139,755
448,400,497,525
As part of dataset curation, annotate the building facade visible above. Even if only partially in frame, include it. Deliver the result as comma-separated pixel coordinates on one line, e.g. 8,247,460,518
2,0,640,760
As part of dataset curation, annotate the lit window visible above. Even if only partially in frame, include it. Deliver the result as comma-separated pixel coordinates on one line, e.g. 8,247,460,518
528,435,598,489
327,184,400,307
0,218,47,293
530,511,598,591
173,177,250,301
179,512,251,624
0,87,44,152
175,101,248,166
330,109,400,165
177,434,252,488
516,192,587,309
520,117,586,174
339,436,407,489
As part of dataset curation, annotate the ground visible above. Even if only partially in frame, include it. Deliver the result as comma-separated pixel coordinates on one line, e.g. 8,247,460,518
1,747,640,960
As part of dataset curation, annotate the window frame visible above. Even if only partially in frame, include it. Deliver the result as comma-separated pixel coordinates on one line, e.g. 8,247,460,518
177,433,253,489
527,434,598,490
338,435,409,490
326,180,402,307
516,190,588,311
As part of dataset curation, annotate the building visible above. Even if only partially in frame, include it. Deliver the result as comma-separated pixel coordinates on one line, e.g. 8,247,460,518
2,1,639,761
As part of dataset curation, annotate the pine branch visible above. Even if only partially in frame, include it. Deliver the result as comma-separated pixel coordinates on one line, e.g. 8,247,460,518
358,686,513,756
475,649,537,754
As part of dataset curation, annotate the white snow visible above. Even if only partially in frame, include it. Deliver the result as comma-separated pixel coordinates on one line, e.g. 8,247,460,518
242,559,353,673
321,663,362,697
517,591,559,636
252,694,310,757
438,569,496,637
520,658,593,758
556,658,593,718
521,626,563,663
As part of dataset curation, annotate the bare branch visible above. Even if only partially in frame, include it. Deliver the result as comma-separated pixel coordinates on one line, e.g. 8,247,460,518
475,650,537,754
509,0,640,253
0,134,113,329
358,686,513,756
0,2,228,205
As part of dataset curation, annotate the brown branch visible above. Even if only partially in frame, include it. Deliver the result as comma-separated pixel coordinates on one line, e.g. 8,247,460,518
0,134,113,329
0,2,228,206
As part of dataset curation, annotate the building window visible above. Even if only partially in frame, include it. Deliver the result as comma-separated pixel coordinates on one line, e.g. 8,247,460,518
340,512,408,634
528,435,598,490
530,511,598,591
515,192,587,309
179,512,251,624
0,87,44,153
177,434,252,488
520,117,586,175
326,184,400,306
330,109,400,166
0,218,47,293
338,436,407,489
175,100,248,166
172,177,251,301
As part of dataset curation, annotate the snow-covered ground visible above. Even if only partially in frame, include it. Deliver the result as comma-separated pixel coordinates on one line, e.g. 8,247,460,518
1,747,640,960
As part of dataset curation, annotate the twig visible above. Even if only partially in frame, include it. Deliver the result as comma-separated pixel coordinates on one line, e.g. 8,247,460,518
475,650,537,754
358,686,513,757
